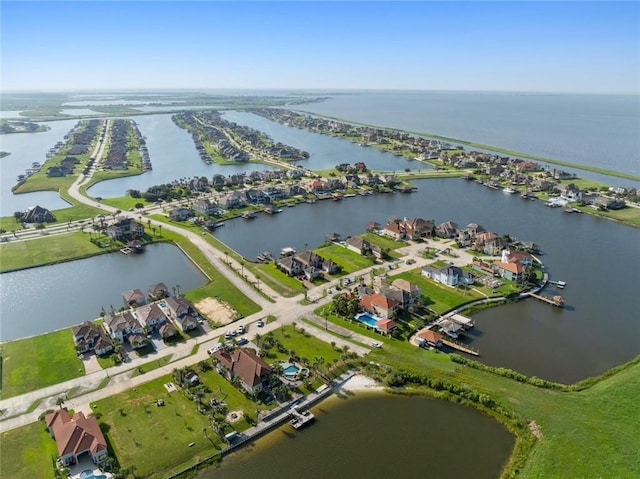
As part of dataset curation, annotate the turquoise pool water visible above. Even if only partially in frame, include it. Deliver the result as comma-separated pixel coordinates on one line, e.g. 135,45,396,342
79,469,106,479
283,365,300,375
355,312,380,327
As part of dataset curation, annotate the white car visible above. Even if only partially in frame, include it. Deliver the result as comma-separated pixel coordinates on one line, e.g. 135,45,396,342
236,325,245,334
207,344,222,355
257,319,264,327
371,341,382,348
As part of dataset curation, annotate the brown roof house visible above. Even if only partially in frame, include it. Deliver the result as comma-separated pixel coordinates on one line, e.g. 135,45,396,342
122,288,146,308
148,282,170,302
45,408,108,467
213,349,272,396
72,322,113,356
133,303,167,332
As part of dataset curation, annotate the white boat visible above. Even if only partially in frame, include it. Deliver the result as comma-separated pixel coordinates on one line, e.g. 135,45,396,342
503,187,517,194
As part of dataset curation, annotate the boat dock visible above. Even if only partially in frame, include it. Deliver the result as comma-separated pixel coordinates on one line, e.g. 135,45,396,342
529,293,565,307
441,338,480,356
289,407,315,429
548,280,566,289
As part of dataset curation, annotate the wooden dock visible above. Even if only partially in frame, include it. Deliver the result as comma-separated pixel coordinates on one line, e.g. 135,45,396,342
289,407,315,430
529,293,565,307
441,338,480,356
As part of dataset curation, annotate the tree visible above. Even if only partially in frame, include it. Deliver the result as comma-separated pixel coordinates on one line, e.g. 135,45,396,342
55,396,65,408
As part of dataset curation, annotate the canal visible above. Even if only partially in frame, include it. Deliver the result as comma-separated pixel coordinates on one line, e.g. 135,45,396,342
210,178,640,384
0,243,207,341
200,392,514,479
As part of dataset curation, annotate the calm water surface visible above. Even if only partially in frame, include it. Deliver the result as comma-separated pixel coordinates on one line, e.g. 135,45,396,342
212,178,640,383
0,119,79,215
299,91,640,179
0,243,206,341
204,393,514,479
87,114,274,198
222,110,433,172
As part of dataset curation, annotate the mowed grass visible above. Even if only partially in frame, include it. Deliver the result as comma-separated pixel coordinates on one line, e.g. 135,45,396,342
0,328,84,399
575,204,640,228
92,375,216,479
315,244,374,273
390,269,483,313
267,324,343,364
0,420,58,478
254,262,306,297
0,231,104,272
360,231,408,251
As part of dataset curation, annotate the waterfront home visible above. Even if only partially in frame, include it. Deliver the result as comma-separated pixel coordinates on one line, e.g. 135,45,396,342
104,311,144,343
345,236,373,255
148,282,170,302
106,218,144,241
22,205,56,223
436,221,459,239
245,188,271,204
164,296,194,318
359,293,398,319
133,303,167,332
502,249,534,266
218,191,247,209
212,349,272,396
72,321,114,356
276,250,341,279
44,408,108,467
284,184,307,197
391,279,421,301
381,221,404,240
493,261,524,282
402,218,434,240
193,198,221,216
422,264,475,287
474,232,505,255
169,207,194,221
367,221,381,232
122,289,146,308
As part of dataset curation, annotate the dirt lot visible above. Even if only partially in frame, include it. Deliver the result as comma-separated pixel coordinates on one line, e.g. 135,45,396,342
194,297,237,325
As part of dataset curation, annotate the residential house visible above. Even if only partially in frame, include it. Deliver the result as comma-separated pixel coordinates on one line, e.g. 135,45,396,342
159,321,178,339
193,198,220,216
44,408,108,467
22,205,56,223
345,236,372,255
373,317,398,335
245,188,271,204
416,330,444,348
474,232,504,255
213,349,273,395
72,321,113,356
391,279,421,302
134,303,167,332
493,261,524,282
169,207,193,221
359,293,398,318
436,221,459,239
123,289,146,307
381,221,404,240
103,312,143,343
422,265,475,287
148,282,169,302
164,296,194,319
218,191,247,209
402,218,433,240
106,218,144,240
175,314,199,333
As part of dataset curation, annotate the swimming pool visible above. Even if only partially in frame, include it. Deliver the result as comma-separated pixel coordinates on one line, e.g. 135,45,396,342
79,469,107,479
355,312,381,328
282,363,309,379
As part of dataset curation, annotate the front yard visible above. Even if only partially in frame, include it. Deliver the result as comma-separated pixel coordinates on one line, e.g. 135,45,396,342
314,244,375,274
0,328,84,399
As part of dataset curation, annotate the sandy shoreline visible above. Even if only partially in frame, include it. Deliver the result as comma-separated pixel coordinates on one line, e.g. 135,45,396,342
338,374,385,392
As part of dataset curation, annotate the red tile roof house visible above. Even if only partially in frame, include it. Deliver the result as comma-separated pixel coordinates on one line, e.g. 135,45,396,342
493,261,525,282
416,329,444,348
44,408,108,467
374,318,399,335
148,282,170,302
213,349,272,396
359,293,398,319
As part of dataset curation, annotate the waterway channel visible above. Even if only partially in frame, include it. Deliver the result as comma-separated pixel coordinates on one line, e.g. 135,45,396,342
200,392,514,479
211,177,640,384
0,243,207,341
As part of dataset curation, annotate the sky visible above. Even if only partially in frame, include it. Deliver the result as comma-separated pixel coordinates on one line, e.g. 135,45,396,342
1,1,639,93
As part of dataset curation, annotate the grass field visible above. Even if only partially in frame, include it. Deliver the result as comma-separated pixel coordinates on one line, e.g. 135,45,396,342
315,244,374,273
254,262,306,297
575,204,640,228
0,328,84,399
390,269,483,313
0,231,106,272
0,420,59,479
359,231,408,251
91,375,217,479
267,324,344,365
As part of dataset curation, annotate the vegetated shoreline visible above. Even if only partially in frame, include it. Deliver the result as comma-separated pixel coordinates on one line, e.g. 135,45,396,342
300,111,640,182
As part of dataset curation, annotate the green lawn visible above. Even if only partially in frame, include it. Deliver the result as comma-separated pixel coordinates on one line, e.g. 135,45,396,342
92,375,217,479
315,244,374,273
0,420,59,479
0,328,84,399
0,231,106,272
360,232,408,251
254,262,306,297
265,324,344,365
389,269,483,313
575,204,640,228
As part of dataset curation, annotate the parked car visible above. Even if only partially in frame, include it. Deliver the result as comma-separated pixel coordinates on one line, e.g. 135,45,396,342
371,341,382,348
224,331,232,340
236,337,248,345
257,319,265,327
207,344,223,355
237,325,245,334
